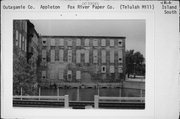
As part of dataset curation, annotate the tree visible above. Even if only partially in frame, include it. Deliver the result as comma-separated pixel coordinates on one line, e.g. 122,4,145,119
13,54,38,95
125,50,145,78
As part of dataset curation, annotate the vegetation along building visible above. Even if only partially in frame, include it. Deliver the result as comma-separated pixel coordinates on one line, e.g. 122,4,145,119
13,20,41,95
40,36,126,86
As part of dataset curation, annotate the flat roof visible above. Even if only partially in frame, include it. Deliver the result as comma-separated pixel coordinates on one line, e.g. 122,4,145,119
40,36,126,39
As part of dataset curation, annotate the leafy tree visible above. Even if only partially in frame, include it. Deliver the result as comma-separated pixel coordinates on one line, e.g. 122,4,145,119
13,54,38,95
125,50,145,78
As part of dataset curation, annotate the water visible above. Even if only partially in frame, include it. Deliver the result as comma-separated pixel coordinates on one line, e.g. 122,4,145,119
41,88,144,101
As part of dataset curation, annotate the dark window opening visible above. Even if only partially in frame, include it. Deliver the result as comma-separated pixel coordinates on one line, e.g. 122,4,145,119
43,41,46,44
103,67,105,71
43,76,45,79
119,58,122,61
119,42,122,45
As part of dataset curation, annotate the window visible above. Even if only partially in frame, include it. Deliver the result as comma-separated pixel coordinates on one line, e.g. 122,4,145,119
76,50,81,63
51,39,55,46
50,69,55,79
101,39,106,46
24,38,27,52
110,39,114,46
85,50,89,63
93,50,98,63
110,49,114,63
118,66,123,73
110,65,115,73
101,50,106,63
19,33,21,49
42,38,47,46
15,30,18,46
68,50,72,63
118,50,123,63
22,36,24,51
118,39,123,46
85,39,89,46
93,39,98,46
76,39,81,46
42,50,46,61
67,70,72,81
50,50,55,62
101,65,106,73
59,69,64,80
67,39,72,46
76,71,81,80
59,39,64,46
59,49,64,62
42,71,46,79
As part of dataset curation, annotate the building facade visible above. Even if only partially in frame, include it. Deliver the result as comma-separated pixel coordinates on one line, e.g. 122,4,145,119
40,36,126,85
13,20,41,95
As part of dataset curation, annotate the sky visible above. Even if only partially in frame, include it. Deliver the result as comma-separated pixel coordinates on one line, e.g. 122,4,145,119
30,20,145,56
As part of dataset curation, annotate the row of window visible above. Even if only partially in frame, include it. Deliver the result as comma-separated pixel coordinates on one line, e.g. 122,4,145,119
42,49,123,63
42,38,123,47
41,65,123,80
15,30,27,52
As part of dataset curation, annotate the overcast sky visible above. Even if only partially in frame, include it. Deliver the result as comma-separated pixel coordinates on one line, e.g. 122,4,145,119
30,20,145,56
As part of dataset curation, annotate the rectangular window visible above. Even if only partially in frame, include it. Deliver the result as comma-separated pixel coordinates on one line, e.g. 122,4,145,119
110,65,115,73
101,50,106,63
93,39,98,46
15,30,18,46
85,50,89,63
101,39,106,46
110,39,114,46
59,39,64,46
76,50,81,63
42,50,46,61
50,50,55,62
118,50,123,63
68,50,72,63
24,38,27,52
42,38,47,46
19,33,21,49
93,50,98,63
85,39,89,46
76,71,81,80
67,39,72,46
50,69,55,79
110,49,114,63
59,49,64,62
42,71,46,79
76,39,81,46
118,66,123,73
59,70,64,80
118,39,123,47
67,70,72,81
101,65,106,73
51,39,55,46
22,36,24,51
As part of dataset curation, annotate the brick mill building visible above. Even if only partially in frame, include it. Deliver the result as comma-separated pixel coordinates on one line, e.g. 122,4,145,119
40,36,126,86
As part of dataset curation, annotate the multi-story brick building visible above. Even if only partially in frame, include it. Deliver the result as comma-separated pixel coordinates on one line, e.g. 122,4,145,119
13,20,41,95
40,36,126,85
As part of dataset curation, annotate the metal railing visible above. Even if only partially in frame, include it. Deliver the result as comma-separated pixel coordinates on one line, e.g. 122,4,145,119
94,95,145,109
13,95,69,108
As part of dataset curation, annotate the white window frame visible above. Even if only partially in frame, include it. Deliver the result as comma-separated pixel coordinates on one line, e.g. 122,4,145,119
101,50,106,63
93,39,98,46
101,39,106,46
110,39,114,46
59,39,64,46
15,30,18,46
